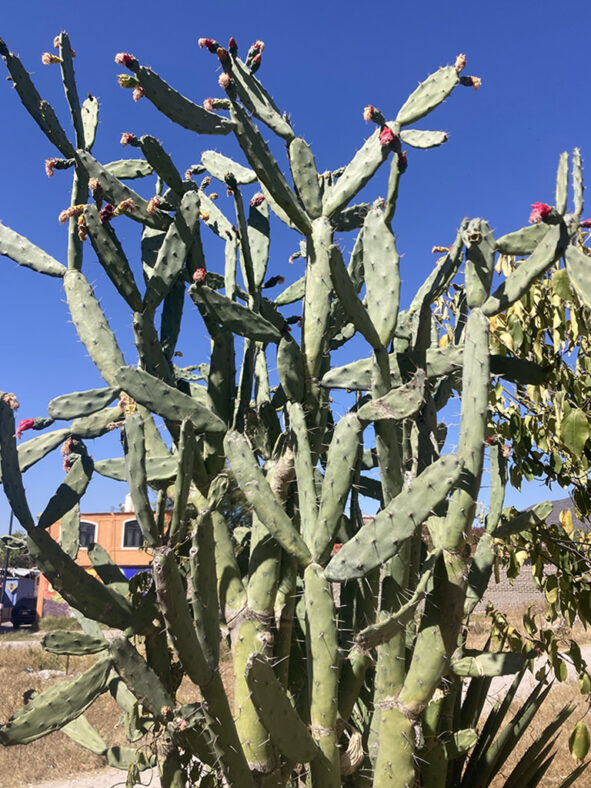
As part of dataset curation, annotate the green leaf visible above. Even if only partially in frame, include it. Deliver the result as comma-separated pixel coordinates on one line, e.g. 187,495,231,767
560,408,589,455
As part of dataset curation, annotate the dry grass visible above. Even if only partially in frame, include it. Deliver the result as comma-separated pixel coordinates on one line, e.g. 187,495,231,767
0,640,234,788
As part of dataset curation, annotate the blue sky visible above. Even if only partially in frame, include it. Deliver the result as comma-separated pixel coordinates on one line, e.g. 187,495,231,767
0,1,588,531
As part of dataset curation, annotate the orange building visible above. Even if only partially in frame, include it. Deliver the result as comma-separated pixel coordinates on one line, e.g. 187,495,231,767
37,512,152,618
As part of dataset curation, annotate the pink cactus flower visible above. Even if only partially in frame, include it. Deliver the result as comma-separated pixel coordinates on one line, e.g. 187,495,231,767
114,52,135,68
250,194,265,207
470,76,482,91
1,393,19,411
45,158,57,177
254,40,265,53
147,197,161,215
41,52,62,66
132,86,144,102
363,105,376,122
114,199,136,216
529,202,553,224
193,268,207,284
218,73,232,90
88,177,102,193
379,126,397,148
455,54,467,73
502,443,511,459
203,98,214,112
120,132,137,146
58,205,85,224
15,418,34,439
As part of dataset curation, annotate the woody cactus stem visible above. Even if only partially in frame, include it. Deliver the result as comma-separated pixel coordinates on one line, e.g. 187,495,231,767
1,33,585,788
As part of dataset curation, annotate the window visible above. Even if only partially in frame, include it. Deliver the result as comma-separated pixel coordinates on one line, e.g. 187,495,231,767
79,521,97,548
123,519,143,548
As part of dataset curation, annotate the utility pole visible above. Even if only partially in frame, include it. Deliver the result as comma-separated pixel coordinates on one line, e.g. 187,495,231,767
0,510,14,624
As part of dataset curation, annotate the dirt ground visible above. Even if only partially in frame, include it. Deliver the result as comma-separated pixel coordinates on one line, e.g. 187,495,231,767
29,768,160,788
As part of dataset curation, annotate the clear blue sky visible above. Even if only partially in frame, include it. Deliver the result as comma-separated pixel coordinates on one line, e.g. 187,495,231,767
1,1,587,531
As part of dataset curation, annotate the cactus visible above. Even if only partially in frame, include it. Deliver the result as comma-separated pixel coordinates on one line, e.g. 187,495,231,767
1,33,590,788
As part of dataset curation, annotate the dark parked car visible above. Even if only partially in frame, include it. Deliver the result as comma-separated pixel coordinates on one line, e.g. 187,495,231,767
11,598,37,629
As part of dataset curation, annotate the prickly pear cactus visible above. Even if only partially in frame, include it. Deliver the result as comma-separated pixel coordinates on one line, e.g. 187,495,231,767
0,32,589,788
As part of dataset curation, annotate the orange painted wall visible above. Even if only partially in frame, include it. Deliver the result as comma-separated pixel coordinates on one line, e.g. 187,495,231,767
37,512,153,618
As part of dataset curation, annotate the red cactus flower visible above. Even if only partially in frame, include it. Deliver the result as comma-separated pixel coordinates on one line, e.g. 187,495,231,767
379,126,396,148
15,418,35,439
193,268,207,284
198,38,218,53
45,158,57,177
529,202,553,224
263,275,285,288
115,52,135,68
250,194,265,208
99,203,115,224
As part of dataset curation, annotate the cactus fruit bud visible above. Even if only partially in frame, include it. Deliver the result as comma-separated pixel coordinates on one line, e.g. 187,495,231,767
99,203,115,224
460,75,482,90
193,268,207,284
1,393,19,411
147,197,161,214
363,105,385,125
45,158,57,177
218,73,233,90
263,275,285,289
455,53,467,73
398,150,408,172
251,52,262,73
58,205,85,224
132,86,145,102
15,418,35,439
228,36,238,55
379,126,397,147
120,132,138,146
41,52,62,65
77,214,88,242
580,218,591,228
217,47,229,63
529,202,553,224
254,40,265,53
88,177,102,193
117,74,139,89
250,194,265,208
199,211,210,221
198,38,219,53
203,98,214,112
115,52,136,68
